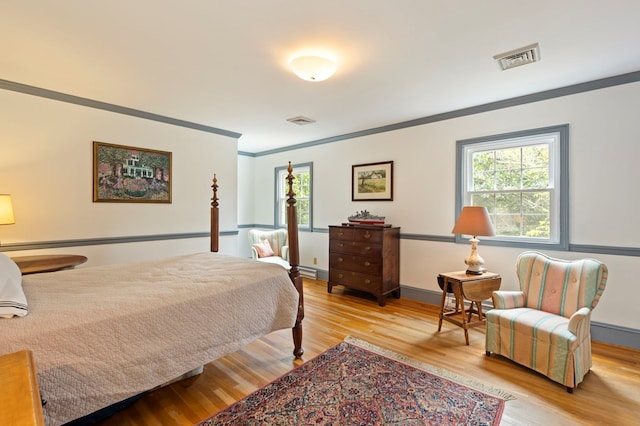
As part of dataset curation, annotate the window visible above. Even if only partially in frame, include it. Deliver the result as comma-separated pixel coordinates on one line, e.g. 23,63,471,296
456,125,568,250
275,162,312,230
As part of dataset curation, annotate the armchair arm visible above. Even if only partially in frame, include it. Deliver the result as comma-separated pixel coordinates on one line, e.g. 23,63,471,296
491,291,526,309
568,307,591,335
281,245,289,261
250,247,259,260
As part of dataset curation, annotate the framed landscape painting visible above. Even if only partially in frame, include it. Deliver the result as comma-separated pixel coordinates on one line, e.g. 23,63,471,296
352,161,393,201
93,141,172,203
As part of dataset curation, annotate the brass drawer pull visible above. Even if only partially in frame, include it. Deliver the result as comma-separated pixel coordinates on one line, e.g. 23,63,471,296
338,274,344,279
364,279,371,284
364,232,371,239
338,257,343,262
364,261,371,266
365,246,371,251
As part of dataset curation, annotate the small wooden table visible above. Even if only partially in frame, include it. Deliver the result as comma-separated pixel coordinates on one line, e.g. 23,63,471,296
437,271,501,345
11,254,88,275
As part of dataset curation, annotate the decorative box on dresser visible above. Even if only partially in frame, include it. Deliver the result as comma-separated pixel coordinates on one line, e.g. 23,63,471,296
328,224,400,306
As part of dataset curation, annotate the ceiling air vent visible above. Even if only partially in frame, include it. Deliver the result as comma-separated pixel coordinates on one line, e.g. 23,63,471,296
493,43,540,71
286,115,316,125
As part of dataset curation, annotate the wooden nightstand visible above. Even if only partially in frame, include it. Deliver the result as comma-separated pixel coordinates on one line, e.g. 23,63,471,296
11,254,88,275
437,271,501,345
0,350,45,426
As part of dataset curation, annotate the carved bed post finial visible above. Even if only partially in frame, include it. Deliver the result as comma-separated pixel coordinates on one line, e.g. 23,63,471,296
286,161,304,358
211,174,219,253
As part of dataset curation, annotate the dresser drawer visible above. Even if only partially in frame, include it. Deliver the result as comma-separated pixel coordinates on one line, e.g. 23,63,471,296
329,226,355,241
329,268,381,291
352,228,383,244
329,253,382,275
330,226,383,244
329,240,382,257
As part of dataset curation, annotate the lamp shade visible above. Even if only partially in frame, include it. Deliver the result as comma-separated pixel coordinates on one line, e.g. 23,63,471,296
0,194,15,225
290,55,337,82
451,206,495,237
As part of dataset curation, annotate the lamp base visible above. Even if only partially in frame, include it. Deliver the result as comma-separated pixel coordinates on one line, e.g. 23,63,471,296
463,236,486,275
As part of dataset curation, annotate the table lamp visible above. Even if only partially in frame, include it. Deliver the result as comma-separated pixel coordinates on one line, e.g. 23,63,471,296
0,194,15,225
0,194,15,246
451,206,495,275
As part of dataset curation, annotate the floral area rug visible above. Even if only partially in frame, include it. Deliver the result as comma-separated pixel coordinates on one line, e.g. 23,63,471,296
198,337,514,425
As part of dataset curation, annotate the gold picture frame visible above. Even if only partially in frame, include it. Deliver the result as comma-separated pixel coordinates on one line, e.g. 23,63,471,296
93,141,172,203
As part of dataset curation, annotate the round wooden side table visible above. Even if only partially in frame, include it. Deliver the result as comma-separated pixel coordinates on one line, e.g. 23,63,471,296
11,254,88,275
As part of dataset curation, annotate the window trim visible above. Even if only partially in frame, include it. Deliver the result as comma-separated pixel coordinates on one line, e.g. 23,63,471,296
455,124,569,250
274,162,313,231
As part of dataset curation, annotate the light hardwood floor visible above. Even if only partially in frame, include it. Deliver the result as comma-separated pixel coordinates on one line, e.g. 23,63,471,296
98,279,640,425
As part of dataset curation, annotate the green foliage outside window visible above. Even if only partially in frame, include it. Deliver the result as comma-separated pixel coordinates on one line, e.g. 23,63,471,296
285,171,310,226
470,144,551,239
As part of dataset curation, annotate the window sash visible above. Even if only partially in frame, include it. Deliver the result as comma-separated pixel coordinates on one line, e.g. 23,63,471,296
275,163,312,230
456,125,568,250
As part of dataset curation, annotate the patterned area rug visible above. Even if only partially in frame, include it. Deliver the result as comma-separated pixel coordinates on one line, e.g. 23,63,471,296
198,337,514,425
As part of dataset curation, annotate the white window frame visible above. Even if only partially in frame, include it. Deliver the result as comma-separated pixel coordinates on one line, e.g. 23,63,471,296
275,162,312,231
456,124,569,250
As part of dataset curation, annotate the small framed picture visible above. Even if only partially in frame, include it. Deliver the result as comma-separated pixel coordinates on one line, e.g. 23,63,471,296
352,161,393,201
93,141,172,203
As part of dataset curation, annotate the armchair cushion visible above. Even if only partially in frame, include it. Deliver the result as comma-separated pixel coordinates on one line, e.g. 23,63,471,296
257,256,291,270
491,290,526,309
252,239,275,258
487,307,580,386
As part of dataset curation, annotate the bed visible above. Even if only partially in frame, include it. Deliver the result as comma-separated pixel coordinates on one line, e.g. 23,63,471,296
0,165,305,425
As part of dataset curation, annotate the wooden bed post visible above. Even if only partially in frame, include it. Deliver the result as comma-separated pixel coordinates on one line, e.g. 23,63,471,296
286,162,304,358
210,174,219,253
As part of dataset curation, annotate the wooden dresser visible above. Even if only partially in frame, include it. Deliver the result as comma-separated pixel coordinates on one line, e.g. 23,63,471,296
328,224,400,306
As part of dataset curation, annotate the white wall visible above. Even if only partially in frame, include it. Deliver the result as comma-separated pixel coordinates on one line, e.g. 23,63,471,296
0,88,239,264
3,79,637,333
241,81,640,331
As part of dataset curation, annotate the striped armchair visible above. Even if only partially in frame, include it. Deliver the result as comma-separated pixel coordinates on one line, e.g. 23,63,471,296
485,251,608,392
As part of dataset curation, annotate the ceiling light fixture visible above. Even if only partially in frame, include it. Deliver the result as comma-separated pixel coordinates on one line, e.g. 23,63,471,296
287,116,316,125
289,55,337,82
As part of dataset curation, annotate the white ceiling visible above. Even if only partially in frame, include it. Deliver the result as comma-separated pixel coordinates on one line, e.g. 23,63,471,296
2,1,640,153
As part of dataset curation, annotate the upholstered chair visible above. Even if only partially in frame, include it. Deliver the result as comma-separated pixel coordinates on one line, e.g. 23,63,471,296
248,229,290,269
485,251,608,392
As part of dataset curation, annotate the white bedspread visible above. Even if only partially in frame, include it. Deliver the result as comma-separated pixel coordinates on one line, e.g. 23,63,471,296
1,253,299,425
